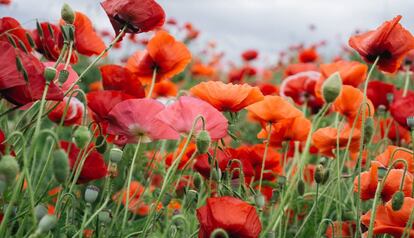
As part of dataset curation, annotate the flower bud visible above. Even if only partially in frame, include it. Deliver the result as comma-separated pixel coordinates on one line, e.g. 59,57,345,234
58,69,69,84
52,149,69,184
98,209,112,224
26,32,35,48
84,185,99,204
407,116,414,130
297,179,305,196
363,117,375,144
109,148,123,163
96,135,107,154
185,189,198,205
212,168,222,181
34,204,48,221
255,193,265,208
44,67,57,83
314,164,325,184
0,155,20,185
391,191,404,211
37,215,57,233
73,126,91,149
193,172,203,190
322,72,342,103
61,3,75,24
196,130,211,154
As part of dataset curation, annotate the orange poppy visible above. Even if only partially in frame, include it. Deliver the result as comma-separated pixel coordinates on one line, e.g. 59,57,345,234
257,116,311,146
312,125,361,157
191,63,215,77
127,30,191,83
333,85,374,127
246,95,303,126
361,197,414,237
375,146,414,173
151,80,178,98
315,60,368,99
349,15,414,73
190,81,264,112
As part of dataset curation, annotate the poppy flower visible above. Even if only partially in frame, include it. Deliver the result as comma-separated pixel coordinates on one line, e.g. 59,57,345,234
280,71,323,112
151,80,177,98
165,141,197,170
349,15,414,73
333,85,375,127
325,221,356,238
191,63,215,77
112,181,153,215
0,17,32,52
258,83,279,96
48,97,84,126
0,42,64,106
246,95,303,127
298,47,318,63
312,126,361,157
190,81,264,112
284,63,318,76
60,141,107,183
367,80,395,109
107,98,179,144
99,64,145,98
0,0,11,5
378,118,412,144
196,196,262,238
315,60,367,98
257,116,311,147
87,90,134,123
375,146,414,173
354,162,413,201
241,49,258,61
156,96,228,140
389,89,414,130
193,148,238,178
361,197,414,237
0,129,6,154
101,0,165,36
127,31,191,83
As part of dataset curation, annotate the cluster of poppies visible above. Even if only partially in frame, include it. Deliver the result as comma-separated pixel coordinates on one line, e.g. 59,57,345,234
0,0,413,237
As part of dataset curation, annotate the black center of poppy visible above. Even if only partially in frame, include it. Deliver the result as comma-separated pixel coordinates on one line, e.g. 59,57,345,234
113,14,140,33
366,50,392,62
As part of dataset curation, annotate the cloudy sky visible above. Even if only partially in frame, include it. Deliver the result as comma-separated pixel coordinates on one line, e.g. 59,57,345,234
2,0,414,65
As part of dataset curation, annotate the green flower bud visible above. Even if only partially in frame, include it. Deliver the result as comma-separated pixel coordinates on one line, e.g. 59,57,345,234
193,172,203,191
52,149,69,184
26,32,35,48
58,69,70,84
37,215,57,233
322,72,342,103
34,204,48,221
212,168,222,181
314,164,325,184
364,117,375,144
73,126,91,149
196,130,211,154
96,135,107,154
98,209,112,224
44,67,57,83
109,148,123,163
391,191,405,211
0,155,20,185
255,193,265,208
185,189,198,205
84,185,99,204
297,179,305,196
61,3,75,24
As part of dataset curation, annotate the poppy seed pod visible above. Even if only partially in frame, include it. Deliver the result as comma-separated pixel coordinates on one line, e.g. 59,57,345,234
297,179,305,196
73,126,91,149
98,209,112,224
322,72,342,103
52,149,69,184
84,185,100,203
0,155,20,185
37,215,57,234
61,3,75,24
363,117,375,144
109,148,123,163
44,67,57,83
391,191,405,211
34,204,48,221
196,130,211,154
255,193,265,208
407,116,414,130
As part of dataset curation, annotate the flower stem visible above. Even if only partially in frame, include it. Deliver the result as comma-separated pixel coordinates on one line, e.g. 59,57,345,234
147,68,158,98
258,122,272,191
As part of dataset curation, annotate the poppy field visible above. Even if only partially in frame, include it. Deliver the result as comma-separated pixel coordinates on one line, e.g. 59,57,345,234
1,0,414,237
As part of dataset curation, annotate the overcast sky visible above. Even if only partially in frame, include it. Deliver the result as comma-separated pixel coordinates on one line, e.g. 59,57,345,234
2,0,414,65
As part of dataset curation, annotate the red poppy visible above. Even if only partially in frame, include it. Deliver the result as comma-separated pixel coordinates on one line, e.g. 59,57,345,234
156,96,228,140
0,0,11,5
87,90,134,123
298,47,318,63
367,80,395,109
389,89,414,130
349,15,414,73
151,80,177,98
112,181,154,215
191,63,215,77
190,81,264,112
107,98,179,144
241,49,258,61
325,221,356,238
0,17,32,52
60,141,107,183
0,129,5,154
196,196,262,238
0,42,63,106
258,83,279,96
312,126,361,157
165,141,197,170
284,63,318,76
375,146,414,173
99,64,145,98
127,31,191,83
378,118,412,144
361,197,414,237
193,148,238,178
101,0,165,35
48,97,84,126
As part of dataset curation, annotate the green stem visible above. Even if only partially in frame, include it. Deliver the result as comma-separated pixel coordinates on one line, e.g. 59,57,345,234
258,122,272,191
403,66,411,97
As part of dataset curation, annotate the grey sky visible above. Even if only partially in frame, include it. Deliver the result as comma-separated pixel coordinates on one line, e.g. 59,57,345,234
1,0,414,65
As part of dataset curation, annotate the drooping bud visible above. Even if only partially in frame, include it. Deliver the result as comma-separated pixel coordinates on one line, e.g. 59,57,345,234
44,67,57,83
314,164,325,184
185,189,198,206
37,215,57,234
407,116,414,130
193,172,203,190
297,179,305,196
255,193,265,208
52,149,69,183
73,126,91,149
96,135,107,154
363,117,375,144
98,209,112,224
196,130,211,154
84,185,99,204
391,191,405,211
34,204,48,221
109,148,123,163
61,3,75,24
322,72,342,103
0,155,20,185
